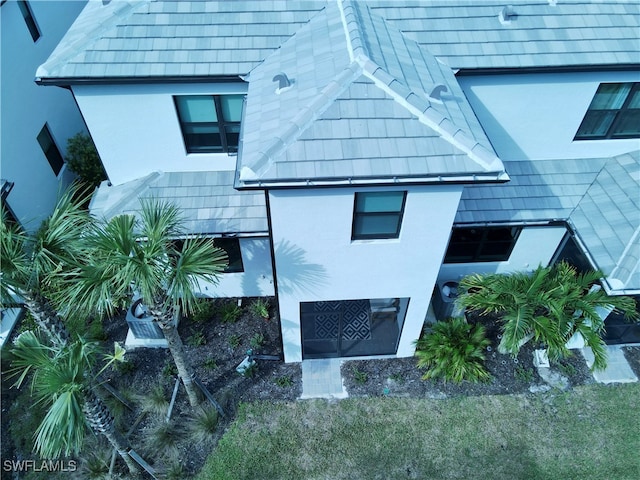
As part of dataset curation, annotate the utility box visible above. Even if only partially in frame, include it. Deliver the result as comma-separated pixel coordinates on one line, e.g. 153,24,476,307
432,281,463,320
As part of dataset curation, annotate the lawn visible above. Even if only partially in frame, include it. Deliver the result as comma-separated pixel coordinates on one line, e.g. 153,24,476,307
196,383,640,480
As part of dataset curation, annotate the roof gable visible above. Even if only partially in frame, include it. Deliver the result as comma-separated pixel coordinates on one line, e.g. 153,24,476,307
237,0,506,187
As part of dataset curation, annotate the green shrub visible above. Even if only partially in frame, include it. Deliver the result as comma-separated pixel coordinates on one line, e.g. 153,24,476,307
514,365,535,382
250,298,270,319
228,334,241,349
115,358,136,375
415,317,491,383
139,383,169,416
220,302,242,323
191,298,216,323
187,406,219,444
65,132,107,187
142,420,184,462
353,367,368,384
275,375,293,388
556,360,577,377
249,332,265,349
188,331,207,347
203,358,218,370
162,361,178,378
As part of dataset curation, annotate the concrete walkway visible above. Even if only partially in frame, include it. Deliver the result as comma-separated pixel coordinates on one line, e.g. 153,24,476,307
301,358,348,399
582,345,638,384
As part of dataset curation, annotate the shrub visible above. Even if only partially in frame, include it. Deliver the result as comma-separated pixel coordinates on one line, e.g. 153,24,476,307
228,334,241,349
142,420,184,462
139,384,169,416
275,375,293,388
162,361,178,378
220,302,242,323
191,298,216,323
203,358,218,370
250,298,270,319
514,365,535,383
188,331,206,347
415,317,491,383
65,132,107,187
353,367,368,384
187,406,219,444
249,332,265,349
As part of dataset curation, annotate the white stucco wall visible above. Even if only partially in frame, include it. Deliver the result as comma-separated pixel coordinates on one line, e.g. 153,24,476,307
458,71,640,161
196,237,274,298
72,82,247,185
437,226,567,287
1,1,87,231
268,184,464,363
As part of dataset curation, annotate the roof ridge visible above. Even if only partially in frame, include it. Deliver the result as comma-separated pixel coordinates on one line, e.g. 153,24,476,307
36,0,147,79
97,171,163,220
341,0,505,174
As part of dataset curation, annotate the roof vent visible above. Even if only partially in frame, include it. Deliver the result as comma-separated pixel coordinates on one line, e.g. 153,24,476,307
499,5,517,25
548,0,558,5
428,84,448,102
273,73,293,94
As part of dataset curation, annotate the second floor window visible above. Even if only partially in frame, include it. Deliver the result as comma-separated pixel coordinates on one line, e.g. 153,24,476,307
352,191,406,240
37,124,64,176
575,82,640,140
174,95,243,153
18,0,40,42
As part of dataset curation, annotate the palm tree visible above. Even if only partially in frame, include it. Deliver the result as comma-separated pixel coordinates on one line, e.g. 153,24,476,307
10,331,139,475
60,199,227,407
0,186,91,346
457,262,638,370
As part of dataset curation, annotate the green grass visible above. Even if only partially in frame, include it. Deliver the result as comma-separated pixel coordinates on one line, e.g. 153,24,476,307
195,383,640,480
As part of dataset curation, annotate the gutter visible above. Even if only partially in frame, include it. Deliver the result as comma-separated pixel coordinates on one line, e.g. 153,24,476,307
34,75,247,87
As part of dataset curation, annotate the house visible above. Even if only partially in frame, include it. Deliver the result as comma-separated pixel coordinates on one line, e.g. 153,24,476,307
35,0,639,361
0,0,88,231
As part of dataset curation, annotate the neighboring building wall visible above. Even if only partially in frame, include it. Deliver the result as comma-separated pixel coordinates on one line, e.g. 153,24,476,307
1,0,87,231
269,184,464,363
458,71,639,161
72,82,247,185
197,237,275,298
437,225,567,287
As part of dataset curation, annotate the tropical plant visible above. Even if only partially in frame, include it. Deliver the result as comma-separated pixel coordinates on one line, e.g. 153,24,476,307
249,332,265,349
186,406,219,444
58,200,228,407
65,132,107,188
220,302,242,323
414,318,491,383
0,186,92,346
9,331,139,475
190,298,216,323
250,298,270,319
457,262,638,370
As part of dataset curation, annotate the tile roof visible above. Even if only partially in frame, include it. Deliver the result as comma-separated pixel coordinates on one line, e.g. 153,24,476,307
456,151,640,293
372,0,640,70
89,170,268,235
37,1,640,82
569,151,640,293
236,0,506,187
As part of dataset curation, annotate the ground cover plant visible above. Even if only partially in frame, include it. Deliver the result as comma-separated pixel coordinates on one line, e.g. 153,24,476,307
196,383,640,480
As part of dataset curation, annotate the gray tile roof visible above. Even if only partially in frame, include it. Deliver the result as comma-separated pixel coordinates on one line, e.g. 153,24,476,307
569,151,640,292
89,170,267,234
456,151,640,292
236,0,506,187
37,1,640,82
372,0,640,70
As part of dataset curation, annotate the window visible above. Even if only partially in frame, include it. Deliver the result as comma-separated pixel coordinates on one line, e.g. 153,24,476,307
37,125,64,176
575,83,640,140
174,95,243,153
444,226,521,263
352,191,406,240
18,0,40,42
172,237,243,273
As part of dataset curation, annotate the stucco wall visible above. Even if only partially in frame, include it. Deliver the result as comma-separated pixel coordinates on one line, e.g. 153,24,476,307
458,71,639,161
72,82,247,185
268,184,464,362
1,1,87,231
437,225,567,287
196,237,274,298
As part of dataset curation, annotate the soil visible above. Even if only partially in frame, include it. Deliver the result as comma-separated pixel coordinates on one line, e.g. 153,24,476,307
1,301,638,479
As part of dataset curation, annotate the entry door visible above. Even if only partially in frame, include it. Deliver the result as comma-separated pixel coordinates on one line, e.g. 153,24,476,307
300,300,372,359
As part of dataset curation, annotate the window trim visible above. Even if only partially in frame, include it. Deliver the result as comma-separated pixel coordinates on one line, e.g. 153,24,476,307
18,0,40,42
37,124,64,176
574,82,640,140
443,226,522,264
173,95,242,154
351,191,407,240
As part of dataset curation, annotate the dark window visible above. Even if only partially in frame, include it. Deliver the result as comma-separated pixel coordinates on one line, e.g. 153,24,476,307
174,95,243,153
172,237,243,273
37,125,64,176
352,191,406,240
575,83,640,140
18,1,40,42
444,226,521,263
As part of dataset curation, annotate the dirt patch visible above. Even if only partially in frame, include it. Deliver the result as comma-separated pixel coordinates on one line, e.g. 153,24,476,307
623,345,640,379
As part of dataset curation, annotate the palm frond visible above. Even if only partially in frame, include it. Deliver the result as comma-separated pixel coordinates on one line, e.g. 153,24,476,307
139,199,183,241
34,391,86,459
0,209,31,305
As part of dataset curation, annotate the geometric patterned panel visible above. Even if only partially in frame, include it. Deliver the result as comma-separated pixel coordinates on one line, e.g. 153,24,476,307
341,300,371,340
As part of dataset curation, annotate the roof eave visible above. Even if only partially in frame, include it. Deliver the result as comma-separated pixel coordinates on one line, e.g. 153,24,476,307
35,75,247,87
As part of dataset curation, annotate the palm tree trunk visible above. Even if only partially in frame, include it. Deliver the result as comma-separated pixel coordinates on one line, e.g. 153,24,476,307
83,389,140,476
151,304,200,407
22,292,69,347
